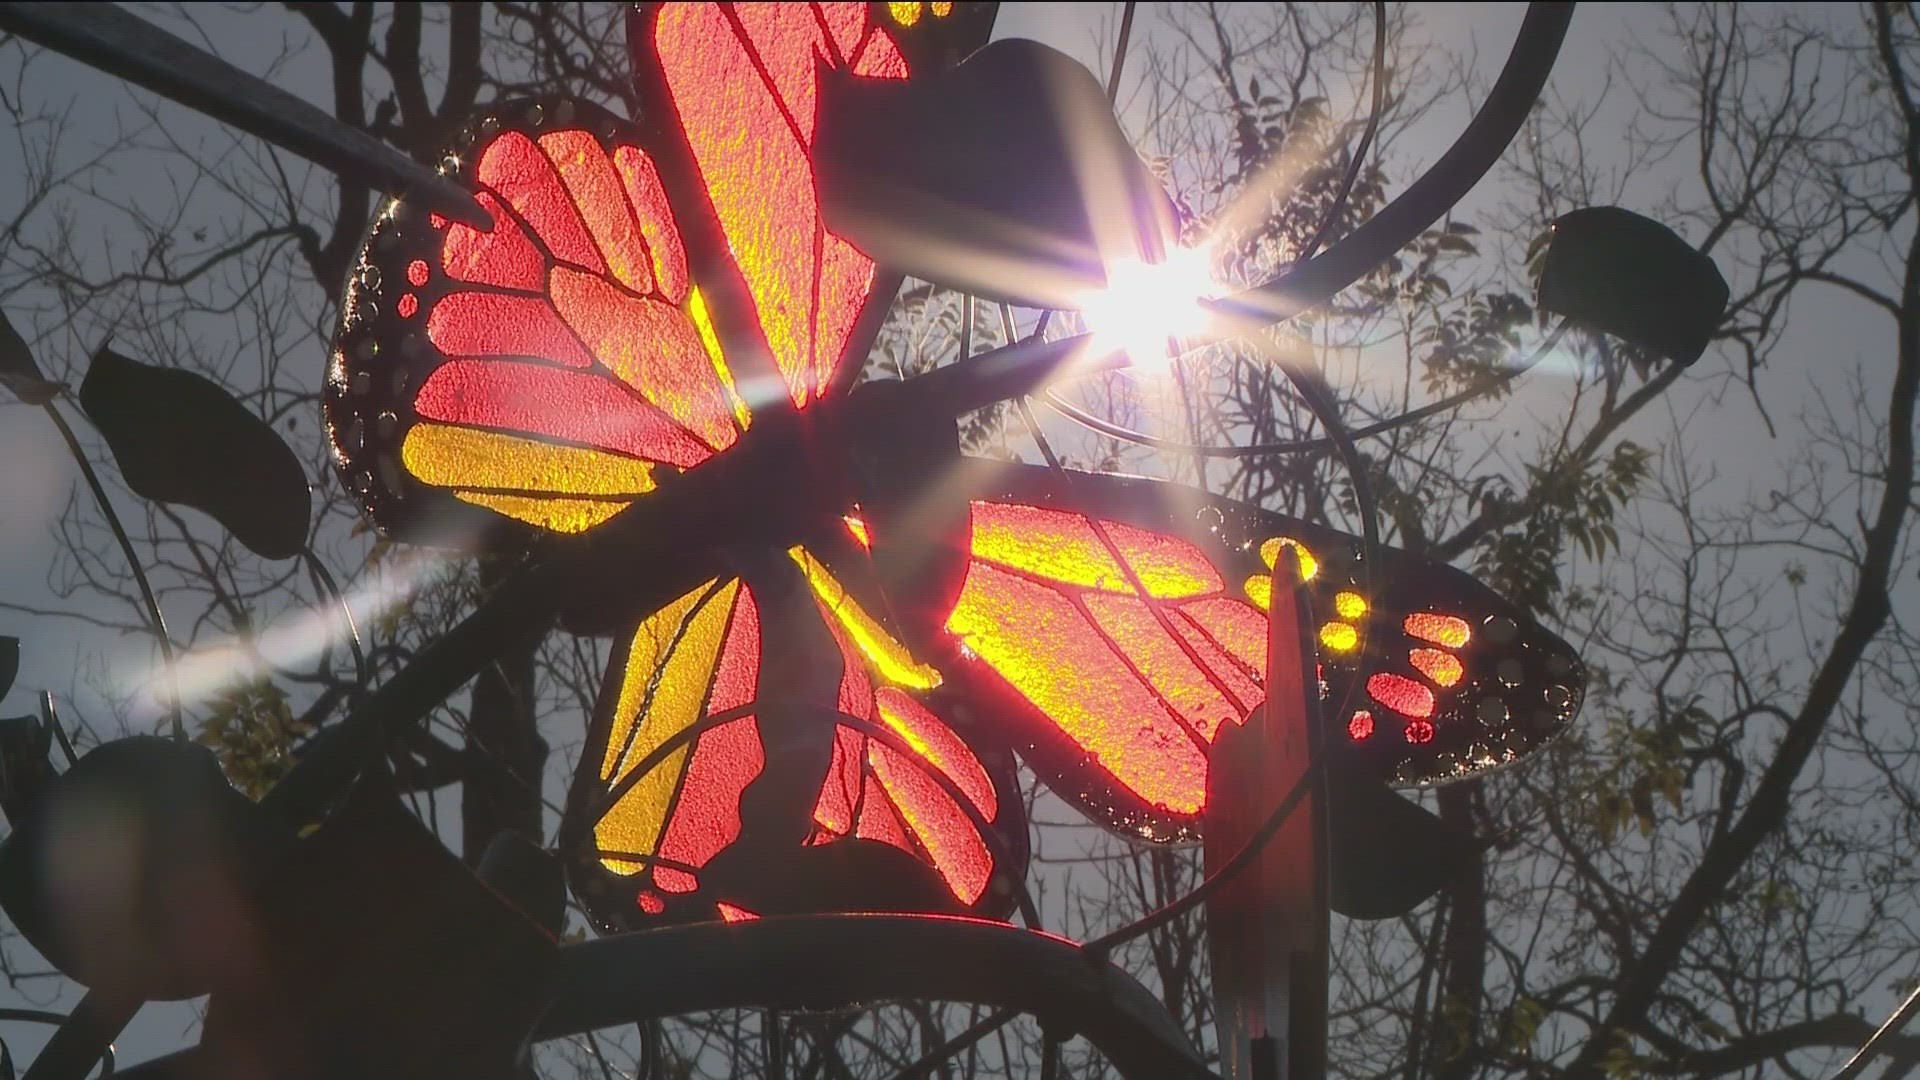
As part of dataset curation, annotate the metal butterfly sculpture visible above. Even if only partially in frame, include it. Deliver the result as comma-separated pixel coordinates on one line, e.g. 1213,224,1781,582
323,0,1587,933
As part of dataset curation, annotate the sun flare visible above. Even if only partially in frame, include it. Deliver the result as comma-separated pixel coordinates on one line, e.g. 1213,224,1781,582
1074,247,1219,373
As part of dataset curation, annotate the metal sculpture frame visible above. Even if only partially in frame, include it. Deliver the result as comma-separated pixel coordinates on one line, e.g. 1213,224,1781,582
0,3,1578,1079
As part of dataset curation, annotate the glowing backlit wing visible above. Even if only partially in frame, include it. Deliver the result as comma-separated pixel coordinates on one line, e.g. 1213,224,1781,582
328,2,996,543
562,550,1026,931
867,464,1586,843
640,2,908,406
327,98,754,541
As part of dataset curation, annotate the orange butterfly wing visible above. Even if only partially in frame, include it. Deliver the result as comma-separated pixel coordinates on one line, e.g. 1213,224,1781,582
808,599,1004,907
647,2,910,407
884,464,1587,843
945,500,1269,839
330,3,981,541
562,555,1025,930
328,99,750,540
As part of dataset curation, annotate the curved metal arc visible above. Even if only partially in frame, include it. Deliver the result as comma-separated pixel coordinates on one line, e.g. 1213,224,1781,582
912,1,1576,418
1295,1,1388,264
535,915,1216,1080
1201,1,1574,334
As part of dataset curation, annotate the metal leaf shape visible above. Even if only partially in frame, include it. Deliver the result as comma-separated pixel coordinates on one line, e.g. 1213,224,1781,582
0,737,291,1001
0,310,61,405
79,346,311,559
1325,757,1473,920
1538,206,1729,366
815,38,1178,310
201,774,556,1078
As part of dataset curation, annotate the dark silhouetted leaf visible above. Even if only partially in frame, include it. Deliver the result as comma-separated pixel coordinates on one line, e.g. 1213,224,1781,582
1326,756,1474,920
0,737,294,1000
815,38,1178,311
201,774,556,1079
80,346,310,559
1538,206,1729,367
0,310,61,405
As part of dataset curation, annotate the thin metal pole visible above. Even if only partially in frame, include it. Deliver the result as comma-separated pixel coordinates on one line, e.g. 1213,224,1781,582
1107,3,1137,107
39,692,76,768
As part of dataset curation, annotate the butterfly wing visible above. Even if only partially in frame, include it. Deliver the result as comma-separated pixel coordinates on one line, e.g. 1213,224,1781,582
328,98,751,543
796,565,1024,913
628,1,999,410
860,463,1586,842
562,549,1026,931
329,3,997,545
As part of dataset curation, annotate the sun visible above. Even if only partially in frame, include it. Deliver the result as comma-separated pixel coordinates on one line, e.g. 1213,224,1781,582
1074,246,1219,374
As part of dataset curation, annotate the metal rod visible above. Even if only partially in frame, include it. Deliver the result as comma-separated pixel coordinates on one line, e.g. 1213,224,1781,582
1832,980,1920,1080
40,400,181,740
1081,768,1311,958
20,994,127,1080
1295,1,1387,263
38,692,75,768
301,549,368,694
582,1030,619,1080
1107,2,1137,108
1039,1032,1062,1080
765,1008,787,1080
0,2,487,228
